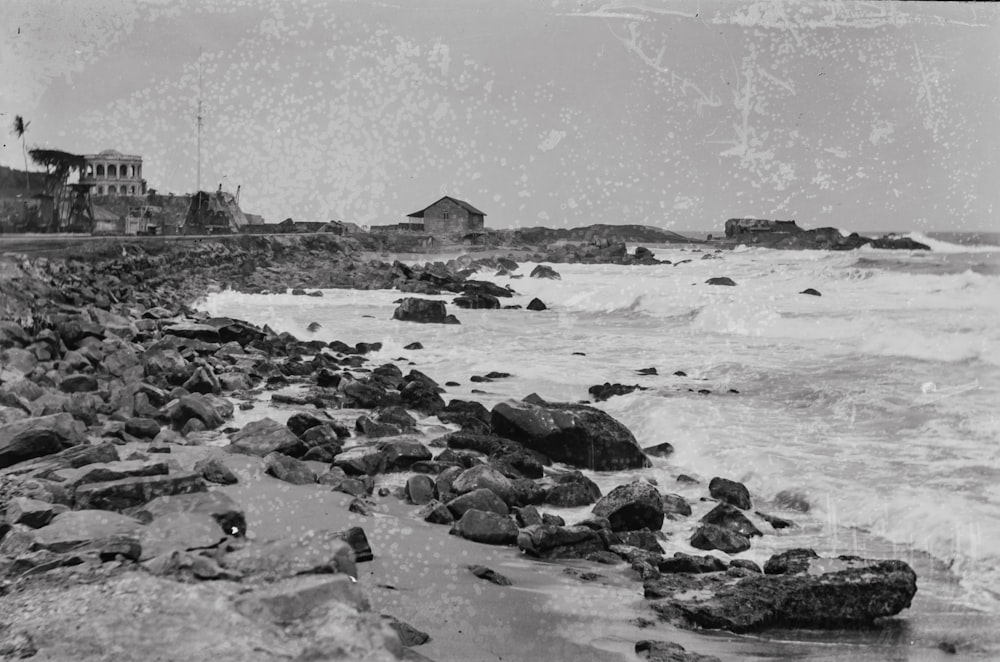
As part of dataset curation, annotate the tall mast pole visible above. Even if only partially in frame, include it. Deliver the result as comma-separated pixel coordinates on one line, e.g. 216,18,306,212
197,47,203,197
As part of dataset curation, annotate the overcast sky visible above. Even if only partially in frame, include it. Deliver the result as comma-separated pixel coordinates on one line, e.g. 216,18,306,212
2,0,998,232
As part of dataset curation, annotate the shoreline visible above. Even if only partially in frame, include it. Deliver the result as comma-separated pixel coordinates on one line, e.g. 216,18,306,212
0,235,989,661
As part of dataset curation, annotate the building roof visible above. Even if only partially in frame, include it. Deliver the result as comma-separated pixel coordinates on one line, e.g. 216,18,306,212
406,195,486,218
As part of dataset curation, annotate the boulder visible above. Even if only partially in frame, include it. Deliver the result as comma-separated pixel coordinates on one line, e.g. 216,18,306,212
6,496,61,528
164,393,227,430
193,456,239,485
517,523,613,559
31,509,143,553
643,552,919,632
800,288,822,297
139,511,230,561
417,500,455,525
662,494,692,520
490,398,650,471
130,490,247,538
0,413,84,469
52,459,170,489
708,477,752,510
526,298,547,311
73,472,207,512
452,464,516,505
446,488,509,518
264,452,317,485
635,640,721,662
592,481,664,532
705,277,736,286
690,524,751,554
529,265,561,279
452,294,501,309
59,374,99,393
405,474,435,505
450,509,518,545
399,380,445,415
392,298,460,324
225,528,364,580
163,323,221,344
700,503,762,539
228,417,305,457
333,445,386,476
658,552,728,574
377,438,432,471
544,471,602,507
124,417,161,439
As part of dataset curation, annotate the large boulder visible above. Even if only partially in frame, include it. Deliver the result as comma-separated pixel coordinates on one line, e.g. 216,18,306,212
490,399,650,471
451,465,516,505
446,488,509,518
0,413,84,469
517,523,614,559
228,418,305,457
391,298,460,324
529,265,561,280
643,551,918,632
450,509,518,546
592,481,664,533
708,477,751,510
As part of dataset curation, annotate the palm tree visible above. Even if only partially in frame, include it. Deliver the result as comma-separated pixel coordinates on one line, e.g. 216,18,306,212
11,115,30,192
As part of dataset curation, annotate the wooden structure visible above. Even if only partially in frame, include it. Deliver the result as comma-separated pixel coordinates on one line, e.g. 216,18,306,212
405,196,486,235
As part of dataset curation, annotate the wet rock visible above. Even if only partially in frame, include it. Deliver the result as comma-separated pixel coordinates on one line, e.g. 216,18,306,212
756,510,795,530
708,477,752,510
588,383,645,402
59,374,99,393
193,456,239,485
635,640,721,662
392,298,460,324
333,445,386,476
74,472,207,512
0,413,84,469
182,365,221,395
52,459,170,490
645,442,674,458
618,529,664,553
705,277,736,286
468,564,512,586
544,471,602,507
512,505,543,527
450,509,518,545
417,500,454,525
800,288,822,296
228,417,305,457
870,235,930,250
383,615,430,647
164,393,227,430
517,523,613,559
700,503,762,539
446,488,509,518
452,465,516,505
403,342,424,350
529,265,561,279
405,474,435,505
399,379,445,415
662,494,692,520
644,552,919,632
592,481,665,533
658,552,728,574
774,490,811,513
452,294,500,309
526,298,547,311
124,417,161,439
264,452,317,485
490,398,650,471
163,323,221,344
690,524,750,554
377,438,432,471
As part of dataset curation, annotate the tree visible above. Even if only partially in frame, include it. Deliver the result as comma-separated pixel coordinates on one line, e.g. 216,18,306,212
28,148,86,231
11,115,30,192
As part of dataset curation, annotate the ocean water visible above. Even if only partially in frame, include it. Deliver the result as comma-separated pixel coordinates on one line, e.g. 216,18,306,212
200,233,1000,658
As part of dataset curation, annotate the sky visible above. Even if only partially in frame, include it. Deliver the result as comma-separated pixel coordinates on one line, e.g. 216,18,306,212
2,0,998,232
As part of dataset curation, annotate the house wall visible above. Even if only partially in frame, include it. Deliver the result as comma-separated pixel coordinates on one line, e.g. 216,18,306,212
422,198,471,235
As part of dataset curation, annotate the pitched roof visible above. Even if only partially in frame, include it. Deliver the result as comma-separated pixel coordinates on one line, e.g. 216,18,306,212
406,195,486,218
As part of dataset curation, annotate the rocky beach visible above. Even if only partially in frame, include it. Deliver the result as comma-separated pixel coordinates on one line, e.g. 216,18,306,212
0,233,966,662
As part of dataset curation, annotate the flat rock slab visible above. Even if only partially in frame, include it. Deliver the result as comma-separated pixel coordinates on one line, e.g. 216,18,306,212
74,472,207,512
128,490,247,537
234,574,370,624
53,460,170,489
227,417,304,457
643,554,918,632
139,511,229,561
31,509,144,553
225,528,360,580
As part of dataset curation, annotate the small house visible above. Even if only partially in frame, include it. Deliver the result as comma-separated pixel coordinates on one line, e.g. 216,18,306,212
405,196,486,235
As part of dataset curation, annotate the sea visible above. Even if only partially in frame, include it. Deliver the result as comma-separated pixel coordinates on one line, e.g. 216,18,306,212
200,230,1000,660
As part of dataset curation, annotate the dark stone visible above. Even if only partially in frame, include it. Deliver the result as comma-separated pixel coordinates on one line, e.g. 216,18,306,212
774,490,811,513
756,511,795,530
0,413,83,469
589,383,646,402
383,615,430,647
286,411,329,437
705,277,736,286
490,398,650,471
417,500,454,525
124,417,161,439
545,471,602,507
452,465,516,505
662,494,692,520
264,452,316,485
643,553,918,632
377,438,432,471
446,488,509,518
59,374,99,393
700,503,762,539
400,380,445,415
405,474,435,505
332,445,386,476
658,552,728,574
708,477,752,510
529,265,561,279
228,418,306,457
690,524,751,554
800,288,822,296
193,456,239,485
526,298,547,311
635,640,721,662
468,564,512,586
392,298,460,324
403,342,424,350
618,529,664,553
645,442,674,458
452,294,501,309
517,524,612,559
592,481,665,532
763,548,820,575
74,472,207,512
450,509,518,545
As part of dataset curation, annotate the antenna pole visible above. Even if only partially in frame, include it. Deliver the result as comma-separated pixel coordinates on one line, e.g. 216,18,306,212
197,48,203,199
